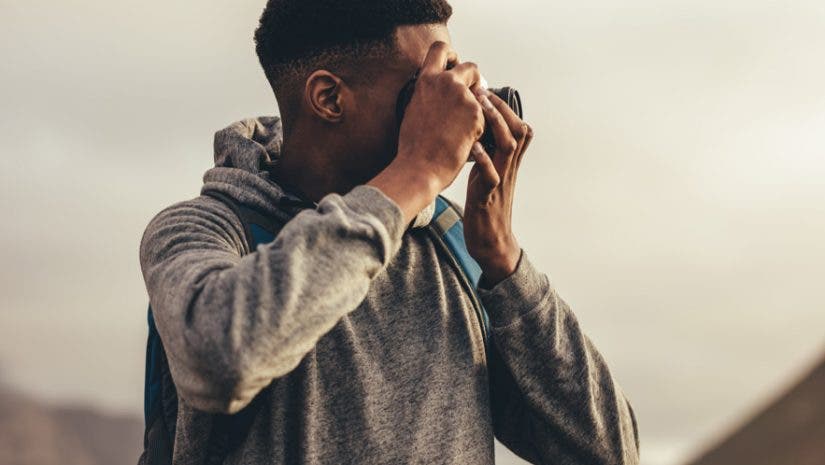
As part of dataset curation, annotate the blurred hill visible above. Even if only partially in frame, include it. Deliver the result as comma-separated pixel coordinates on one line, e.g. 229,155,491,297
686,353,825,465
0,386,142,465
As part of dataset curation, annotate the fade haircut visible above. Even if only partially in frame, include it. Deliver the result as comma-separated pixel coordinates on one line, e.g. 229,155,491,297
254,0,452,113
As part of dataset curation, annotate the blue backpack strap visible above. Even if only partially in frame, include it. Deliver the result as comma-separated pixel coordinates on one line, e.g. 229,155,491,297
248,223,276,248
430,196,492,352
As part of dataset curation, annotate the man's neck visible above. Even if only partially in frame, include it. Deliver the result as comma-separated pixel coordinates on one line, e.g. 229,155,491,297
271,138,354,204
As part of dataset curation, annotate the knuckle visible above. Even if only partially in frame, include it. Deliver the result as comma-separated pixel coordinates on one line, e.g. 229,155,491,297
475,106,485,123
440,73,461,90
504,138,518,154
514,123,529,140
462,94,479,110
525,123,534,139
434,72,450,84
476,124,485,139
451,72,468,87
473,112,485,136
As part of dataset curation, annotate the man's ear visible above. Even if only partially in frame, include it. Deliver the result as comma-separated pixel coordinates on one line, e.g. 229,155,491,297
304,70,346,123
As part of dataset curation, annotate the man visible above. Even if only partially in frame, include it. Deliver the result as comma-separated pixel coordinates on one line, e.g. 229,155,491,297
139,0,640,464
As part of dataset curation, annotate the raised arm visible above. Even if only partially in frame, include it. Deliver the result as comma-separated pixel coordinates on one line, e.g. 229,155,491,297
459,85,640,464
139,185,405,414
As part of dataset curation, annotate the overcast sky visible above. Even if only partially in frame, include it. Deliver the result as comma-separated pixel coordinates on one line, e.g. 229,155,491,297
1,1,824,464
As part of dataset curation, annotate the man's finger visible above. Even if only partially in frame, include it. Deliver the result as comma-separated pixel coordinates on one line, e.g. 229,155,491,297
470,142,500,193
420,41,458,76
514,123,534,171
488,93,529,143
478,93,518,173
448,62,482,90
488,92,531,181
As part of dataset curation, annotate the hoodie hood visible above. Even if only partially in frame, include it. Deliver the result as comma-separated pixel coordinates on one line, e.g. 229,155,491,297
201,116,435,228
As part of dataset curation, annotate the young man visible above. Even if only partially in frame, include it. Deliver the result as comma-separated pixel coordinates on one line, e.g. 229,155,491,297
139,0,640,464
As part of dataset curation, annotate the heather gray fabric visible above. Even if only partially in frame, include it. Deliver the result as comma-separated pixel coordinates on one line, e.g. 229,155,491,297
139,116,640,465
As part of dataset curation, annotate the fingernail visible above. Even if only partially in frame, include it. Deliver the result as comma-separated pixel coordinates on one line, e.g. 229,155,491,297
479,75,489,90
472,141,484,154
478,94,495,111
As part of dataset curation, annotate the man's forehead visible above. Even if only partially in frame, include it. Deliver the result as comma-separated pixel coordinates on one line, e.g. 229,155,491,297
395,23,452,69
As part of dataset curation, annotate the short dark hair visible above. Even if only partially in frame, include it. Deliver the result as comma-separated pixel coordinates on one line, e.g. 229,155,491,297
254,0,452,97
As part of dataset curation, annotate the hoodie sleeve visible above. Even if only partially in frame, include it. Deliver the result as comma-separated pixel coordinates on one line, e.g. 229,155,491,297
476,250,641,465
139,184,406,415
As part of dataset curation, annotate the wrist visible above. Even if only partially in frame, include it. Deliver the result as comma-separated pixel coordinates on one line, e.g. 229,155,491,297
367,160,441,225
477,243,522,289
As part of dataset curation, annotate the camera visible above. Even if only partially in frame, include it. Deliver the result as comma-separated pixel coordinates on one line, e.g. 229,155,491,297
395,69,523,160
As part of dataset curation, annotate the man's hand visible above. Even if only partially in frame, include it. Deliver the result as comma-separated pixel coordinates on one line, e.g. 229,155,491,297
464,90,534,288
368,42,485,226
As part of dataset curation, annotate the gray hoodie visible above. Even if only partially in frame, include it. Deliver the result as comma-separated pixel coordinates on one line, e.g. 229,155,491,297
139,116,640,465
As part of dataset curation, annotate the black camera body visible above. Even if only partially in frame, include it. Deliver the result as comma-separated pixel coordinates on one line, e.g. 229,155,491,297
395,72,523,158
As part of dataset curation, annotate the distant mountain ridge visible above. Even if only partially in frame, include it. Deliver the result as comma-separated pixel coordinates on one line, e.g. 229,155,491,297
0,387,143,465
686,354,825,465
